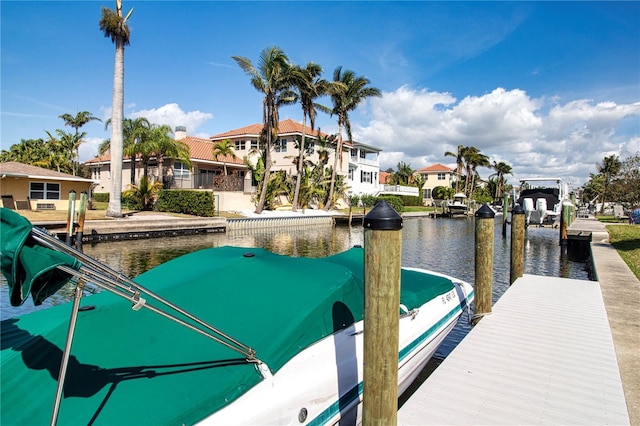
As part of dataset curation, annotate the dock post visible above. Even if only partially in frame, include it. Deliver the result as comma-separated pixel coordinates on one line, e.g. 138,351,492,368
510,204,525,284
502,194,510,237
363,200,403,426
65,190,76,246
75,191,88,250
473,204,495,325
559,203,570,249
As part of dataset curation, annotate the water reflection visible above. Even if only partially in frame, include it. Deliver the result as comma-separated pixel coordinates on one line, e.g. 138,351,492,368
1,217,589,358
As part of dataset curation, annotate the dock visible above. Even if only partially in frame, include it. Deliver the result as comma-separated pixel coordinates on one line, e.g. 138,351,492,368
399,216,639,425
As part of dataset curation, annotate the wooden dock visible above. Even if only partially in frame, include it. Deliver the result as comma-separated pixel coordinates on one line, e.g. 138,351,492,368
398,274,630,425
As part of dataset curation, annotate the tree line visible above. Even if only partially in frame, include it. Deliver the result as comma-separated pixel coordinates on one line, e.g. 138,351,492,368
581,153,640,211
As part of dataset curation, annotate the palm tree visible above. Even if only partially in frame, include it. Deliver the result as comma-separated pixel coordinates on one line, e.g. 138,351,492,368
105,117,152,184
59,111,102,175
212,139,235,176
395,161,414,185
326,67,381,210
232,46,296,214
444,144,465,193
490,161,513,201
44,130,76,174
412,173,427,202
290,62,331,211
148,125,191,187
597,154,621,213
465,149,490,199
100,0,133,218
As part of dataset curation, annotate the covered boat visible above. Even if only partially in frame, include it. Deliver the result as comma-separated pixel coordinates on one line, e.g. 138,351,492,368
445,193,469,216
0,208,473,425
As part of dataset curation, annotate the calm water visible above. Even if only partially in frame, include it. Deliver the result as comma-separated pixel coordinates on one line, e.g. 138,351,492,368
0,216,590,358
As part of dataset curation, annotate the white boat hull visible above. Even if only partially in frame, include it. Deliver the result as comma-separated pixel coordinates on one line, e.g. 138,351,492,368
200,274,473,425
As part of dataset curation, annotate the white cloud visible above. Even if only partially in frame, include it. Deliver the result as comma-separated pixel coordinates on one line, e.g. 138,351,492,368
129,103,213,134
353,86,640,186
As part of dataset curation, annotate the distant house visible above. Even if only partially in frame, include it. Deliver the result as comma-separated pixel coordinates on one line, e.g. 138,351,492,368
0,161,97,211
85,119,382,211
415,163,457,205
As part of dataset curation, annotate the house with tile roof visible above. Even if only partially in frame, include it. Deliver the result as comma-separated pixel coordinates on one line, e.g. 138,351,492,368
0,161,97,211
415,163,457,206
85,119,382,211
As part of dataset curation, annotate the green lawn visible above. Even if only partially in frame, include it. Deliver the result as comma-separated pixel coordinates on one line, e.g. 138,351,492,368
605,224,640,279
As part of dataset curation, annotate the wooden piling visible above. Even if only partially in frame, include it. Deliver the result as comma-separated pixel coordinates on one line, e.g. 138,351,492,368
502,194,510,237
510,204,525,284
473,204,495,325
65,190,76,246
363,200,403,426
559,203,570,247
75,191,88,250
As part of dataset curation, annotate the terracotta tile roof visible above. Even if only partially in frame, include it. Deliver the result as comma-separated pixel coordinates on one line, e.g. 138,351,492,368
0,161,96,182
379,171,392,184
210,118,329,140
416,163,454,173
84,137,244,166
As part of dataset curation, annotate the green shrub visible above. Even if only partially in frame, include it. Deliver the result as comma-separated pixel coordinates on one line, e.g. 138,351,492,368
93,192,109,203
399,195,422,206
155,190,215,217
378,195,404,212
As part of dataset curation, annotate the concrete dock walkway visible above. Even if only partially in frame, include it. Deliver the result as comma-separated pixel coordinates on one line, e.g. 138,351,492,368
399,216,639,425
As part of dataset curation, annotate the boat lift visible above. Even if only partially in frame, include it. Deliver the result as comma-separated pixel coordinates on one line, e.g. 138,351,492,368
0,208,258,425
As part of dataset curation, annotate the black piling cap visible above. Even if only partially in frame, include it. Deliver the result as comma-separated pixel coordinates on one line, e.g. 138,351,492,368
475,203,496,218
512,204,525,215
363,200,403,230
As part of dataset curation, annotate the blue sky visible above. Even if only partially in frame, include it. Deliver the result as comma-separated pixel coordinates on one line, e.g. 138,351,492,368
2,1,639,187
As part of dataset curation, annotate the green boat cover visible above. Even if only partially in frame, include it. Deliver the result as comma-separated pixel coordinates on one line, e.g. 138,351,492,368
1,244,455,425
0,207,80,307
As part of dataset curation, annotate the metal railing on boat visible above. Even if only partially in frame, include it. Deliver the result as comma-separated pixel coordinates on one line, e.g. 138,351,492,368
29,227,259,425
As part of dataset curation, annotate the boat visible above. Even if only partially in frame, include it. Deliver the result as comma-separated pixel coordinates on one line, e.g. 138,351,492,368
444,193,469,216
516,178,571,226
0,207,474,425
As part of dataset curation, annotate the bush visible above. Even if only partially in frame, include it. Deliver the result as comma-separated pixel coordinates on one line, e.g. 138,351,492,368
378,195,404,213
155,190,216,217
93,192,109,203
399,195,422,206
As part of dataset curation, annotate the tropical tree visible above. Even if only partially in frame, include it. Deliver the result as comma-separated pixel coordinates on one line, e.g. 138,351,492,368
394,161,414,185
1,139,49,165
100,0,133,218
290,62,333,211
490,161,513,201
44,130,76,174
460,146,489,198
596,154,622,213
59,111,102,175
104,117,152,184
212,139,235,176
412,173,427,202
326,67,380,210
232,46,296,213
122,175,162,210
444,144,465,193
147,125,191,187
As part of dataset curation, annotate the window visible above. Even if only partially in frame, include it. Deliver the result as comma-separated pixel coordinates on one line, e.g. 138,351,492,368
348,169,354,180
437,173,446,180
250,140,258,150
174,161,191,179
359,150,366,159
235,140,246,150
424,188,432,199
361,171,372,184
29,182,60,200
275,139,287,153
350,149,358,158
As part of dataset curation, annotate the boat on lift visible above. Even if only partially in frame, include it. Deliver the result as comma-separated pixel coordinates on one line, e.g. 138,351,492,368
516,178,571,226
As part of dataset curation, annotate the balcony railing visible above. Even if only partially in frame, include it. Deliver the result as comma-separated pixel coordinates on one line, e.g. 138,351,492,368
379,184,419,196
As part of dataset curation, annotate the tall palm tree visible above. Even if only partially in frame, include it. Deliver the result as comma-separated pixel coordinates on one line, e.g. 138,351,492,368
148,125,191,188
597,154,621,213
44,130,76,174
59,111,102,176
463,147,490,198
326,66,380,210
395,161,414,185
100,0,133,218
444,144,465,193
232,46,296,214
290,62,331,211
212,139,235,176
490,161,513,201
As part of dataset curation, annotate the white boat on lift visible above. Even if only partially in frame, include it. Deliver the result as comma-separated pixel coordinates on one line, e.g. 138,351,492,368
516,178,571,226
445,193,469,216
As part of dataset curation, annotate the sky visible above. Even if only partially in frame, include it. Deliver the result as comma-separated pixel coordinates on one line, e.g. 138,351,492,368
2,1,639,188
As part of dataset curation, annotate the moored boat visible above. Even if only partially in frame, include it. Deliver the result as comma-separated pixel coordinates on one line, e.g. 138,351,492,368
0,208,473,425
517,178,571,226
445,193,469,216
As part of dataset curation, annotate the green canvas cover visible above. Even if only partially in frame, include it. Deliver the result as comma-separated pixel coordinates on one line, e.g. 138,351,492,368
0,207,81,306
1,245,455,425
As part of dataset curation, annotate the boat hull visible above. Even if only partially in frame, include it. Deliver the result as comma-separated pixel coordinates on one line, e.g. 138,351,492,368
201,274,473,425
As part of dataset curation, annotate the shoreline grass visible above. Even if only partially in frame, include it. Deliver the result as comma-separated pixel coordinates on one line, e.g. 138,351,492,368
605,224,640,279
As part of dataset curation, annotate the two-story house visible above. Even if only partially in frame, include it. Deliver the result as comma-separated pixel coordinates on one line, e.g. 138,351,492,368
415,163,457,206
85,119,383,211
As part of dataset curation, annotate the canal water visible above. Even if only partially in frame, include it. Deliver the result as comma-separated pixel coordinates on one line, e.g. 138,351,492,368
0,216,590,359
